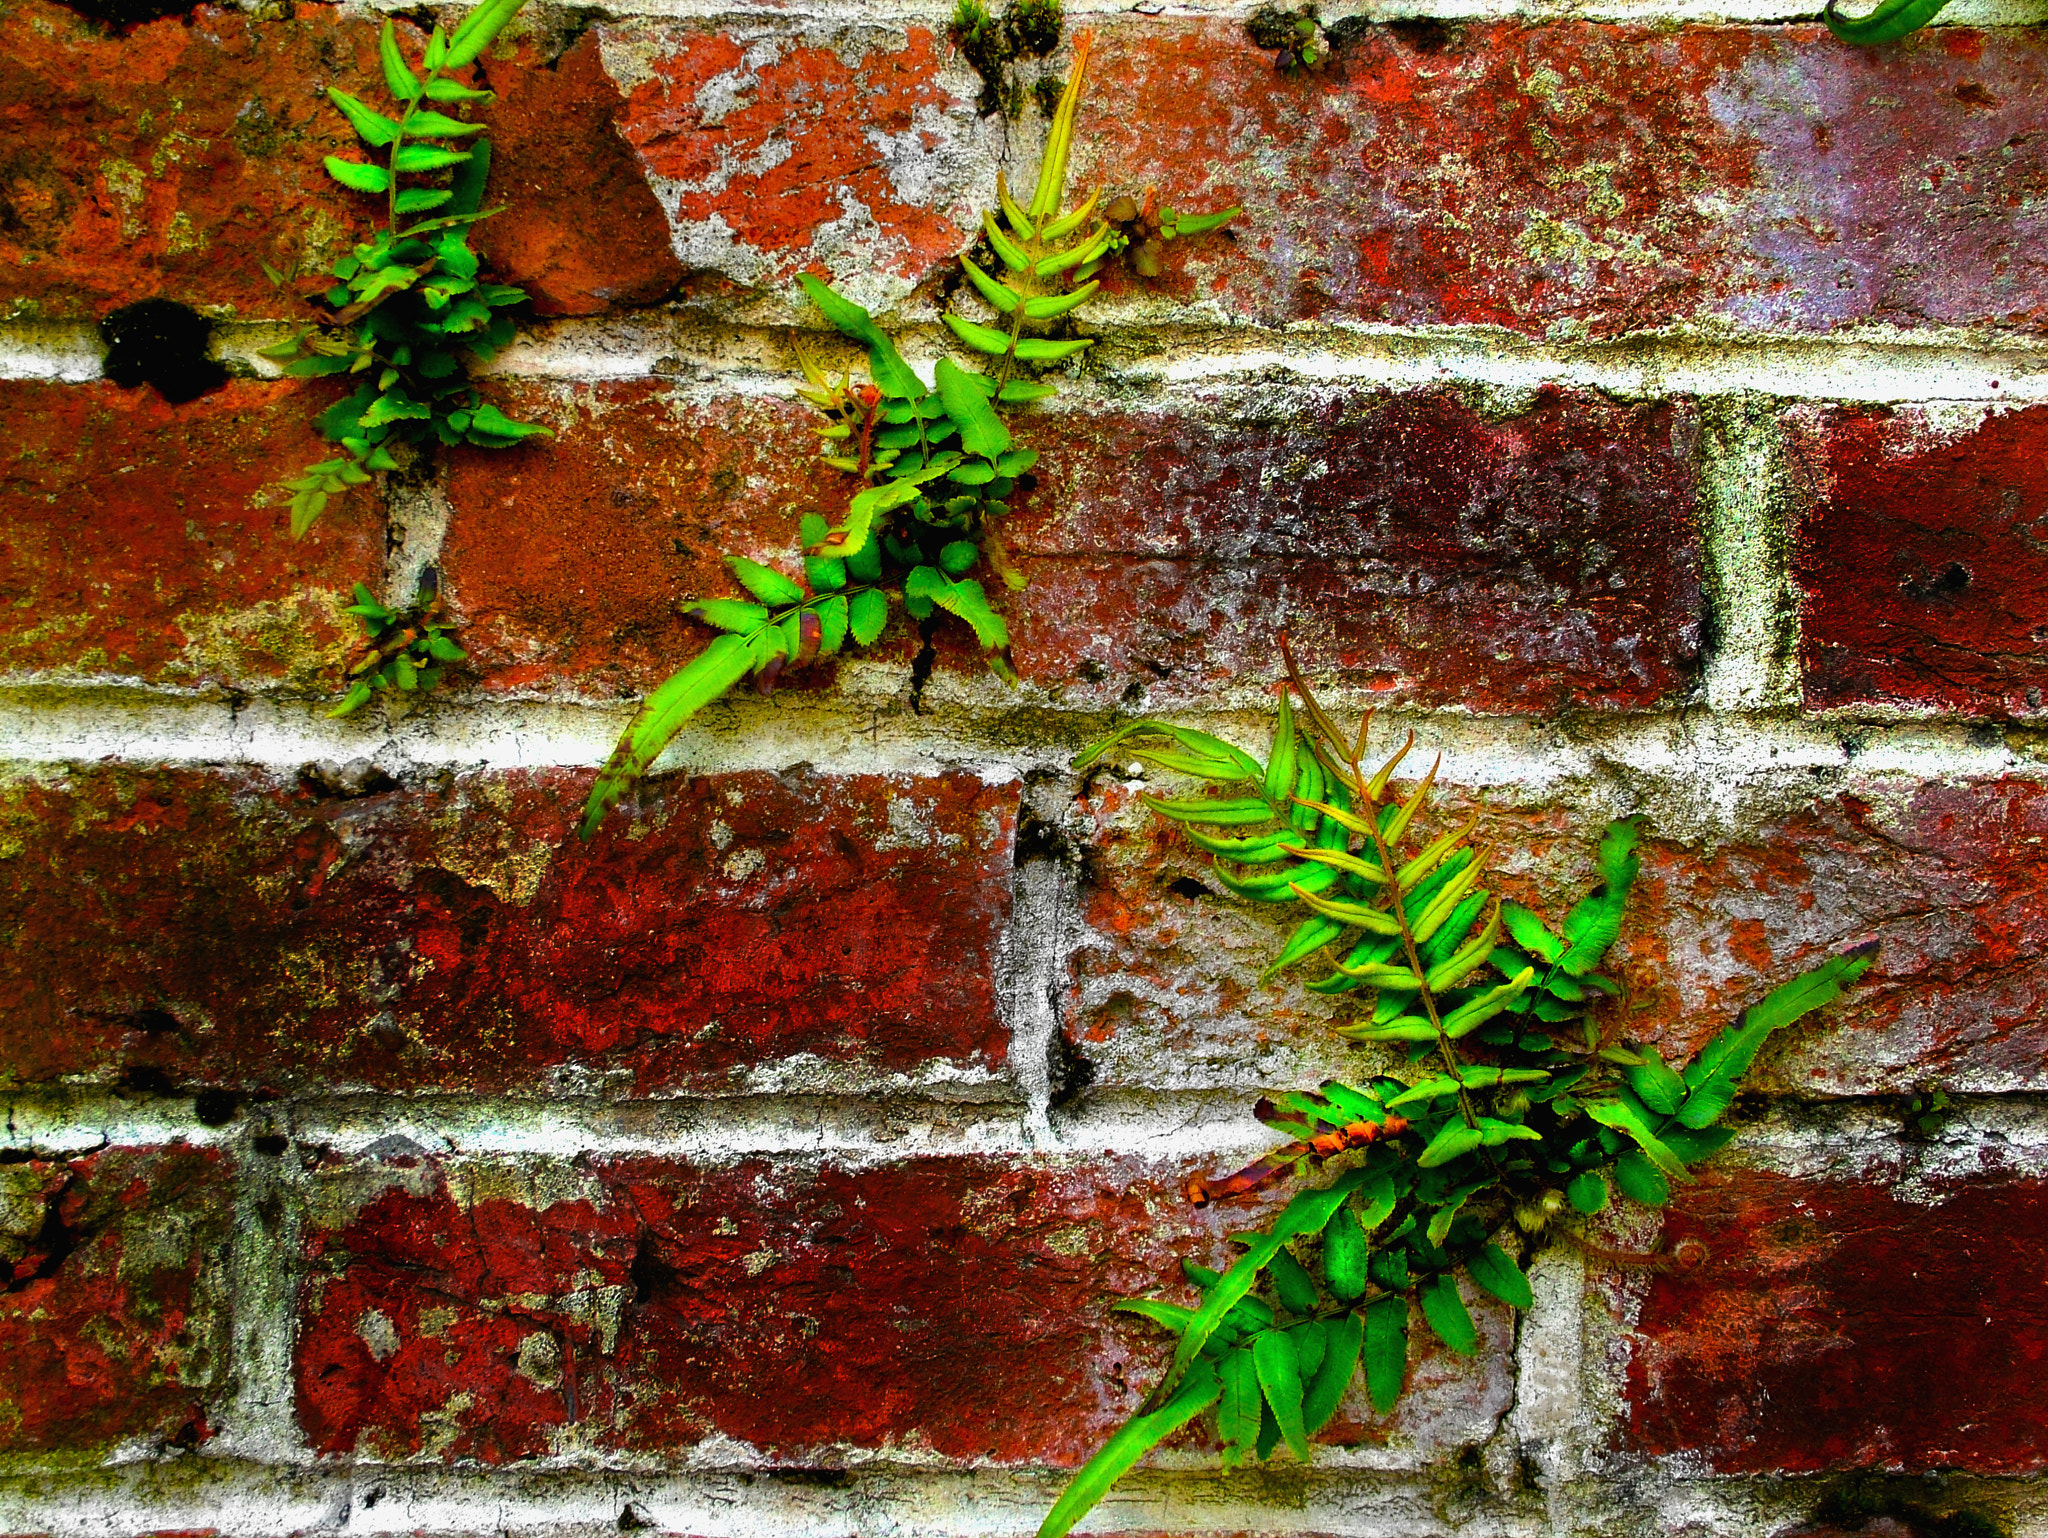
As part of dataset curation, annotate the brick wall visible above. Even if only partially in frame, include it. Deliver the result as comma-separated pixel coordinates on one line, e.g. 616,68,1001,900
4,0,2047,1534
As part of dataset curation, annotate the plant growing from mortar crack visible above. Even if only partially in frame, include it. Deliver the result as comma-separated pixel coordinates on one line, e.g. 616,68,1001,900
577,29,1239,840
263,0,548,715
1822,0,1955,42
1038,642,1877,1538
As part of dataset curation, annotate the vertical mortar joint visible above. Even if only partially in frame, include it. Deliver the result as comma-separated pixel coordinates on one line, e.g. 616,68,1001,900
1698,393,1802,714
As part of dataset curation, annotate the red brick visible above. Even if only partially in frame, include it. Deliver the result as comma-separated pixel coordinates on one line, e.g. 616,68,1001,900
0,1144,232,1453
1625,1170,2048,1473
441,381,1702,710
1007,387,1704,711
0,2,378,320
0,379,381,688
1067,776,2048,1099
0,765,1014,1095
600,19,2048,336
471,33,685,318
1794,405,2048,718
294,1152,1508,1463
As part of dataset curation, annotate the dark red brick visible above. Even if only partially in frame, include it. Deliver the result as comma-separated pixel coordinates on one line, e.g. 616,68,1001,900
1068,776,2048,1099
1008,387,1704,711
1794,405,2048,718
0,765,1014,1095
1626,1170,2048,1473
294,1152,1508,1463
0,1144,232,1453
0,379,381,688
441,381,1701,711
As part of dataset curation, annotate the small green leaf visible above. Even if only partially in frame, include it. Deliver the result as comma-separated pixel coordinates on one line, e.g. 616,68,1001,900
1823,0,1956,43
404,109,489,138
1363,1297,1407,1415
943,311,1015,357
326,89,402,145
848,588,889,647
423,76,494,103
1113,1298,1197,1332
1217,1349,1262,1468
797,274,925,399
1565,1170,1610,1215
682,598,772,634
394,187,455,215
1613,1149,1670,1207
323,157,392,194
1322,1207,1368,1303
1252,1330,1309,1462
444,0,527,70
391,144,472,173
998,379,1057,403
1267,1249,1319,1316
934,356,1012,460
1466,1244,1533,1311
815,593,849,657
1036,1363,1222,1538
1678,945,1878,1128
959,253,1021,314
1416,1123,1484,1169
1625,1051,1687,1116
1418,1274,1477,1356
578,634,756,838
938,540,978,576
1301,1310,1361,1434
1014,336,1094,362
379,22,423,101
724,557,804,606
1583,1097,1692,1181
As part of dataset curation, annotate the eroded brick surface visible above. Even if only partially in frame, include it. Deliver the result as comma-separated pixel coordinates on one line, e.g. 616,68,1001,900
294,1151,1509,1464
1794,404,2048,718
0,1145,232,1453
1626,1171,2048,1474
0,380,379,689
0,765,1014,1095
1065,775,2048,1099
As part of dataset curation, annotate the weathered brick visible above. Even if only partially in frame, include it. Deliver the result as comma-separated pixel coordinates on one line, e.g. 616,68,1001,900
0,379,380,689
1064,775,2048,1099
1794,404,2048,718
294,1152,1509,1464
471,33,685,317
599,18,2048,336
0,765,1014,1095
440,381,1702,711
0,1144,232,1454
1625,1170,2048,1474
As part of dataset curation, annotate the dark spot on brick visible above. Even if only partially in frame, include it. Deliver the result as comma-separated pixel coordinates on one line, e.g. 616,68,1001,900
618,1504,655,1532
1902,562,1971,603
1385,17,1455,52
192,1089,238,1127
5,1176,81,1293
1954,81,1998,107
1013,815,1069,867
51,0,198,29
98,300,227,405
129,1008,181,1037
1167,876,1212,900
629,1237,675,1306
766,1469,853,1488
252,1133,289,1157
361,1486,383,1509
298,760,401,800
1047,1026,1094,1109
118,1064,176,1097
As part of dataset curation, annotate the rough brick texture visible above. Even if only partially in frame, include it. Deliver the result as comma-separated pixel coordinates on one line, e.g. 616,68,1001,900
0,765,1015,1095
0,379,378,689
1626,1169,2048,1474
0,1145,233,1454
1794,403,2048,718
294,1151,1509,1465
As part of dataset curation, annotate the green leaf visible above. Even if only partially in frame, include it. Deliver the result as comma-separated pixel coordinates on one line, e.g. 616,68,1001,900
1582,1097,1692,1181
578,635,755,839
944,311,1015,358
998,379,1056,403
1302,1310,1361,1434
848,587,889,647
391,144,472,173
1501,903,1565,964
1363,1297,1407,1414
463,404,550,444
444,0,528,69
1823,0,1956,42
1418,1274,1477,1356
959,253,1021,314
1466,1244,1533,1310
323,157,392,194
1252,1330,1309,1462
1565,1169,1610,1215
723,557,803,606
404,109,489,139
814,477,923,561
1113,1298,1197,1332
448,138,492,217
1614,1149,1670,1207
394,187,455,215
1386,1066,1551,1107
326,89,402,145
797,274,925,399
1014,336,1094,362
937,540,978,576
1217,1348,1262,1468
1677,944,1878,1128
423,76,494,103
1022,280,1099,321
1037,1364,1223,1538
379,22,423,101
682,598,772,634
1267,1249,1319,1316
934,357,1012,460
815,593,849,656
1321,1207,1368,1304
804,554,848,591
905,569,1010,654
1625,1051,1686,1116
1560,817,1640,976
1167,205,1240,237
1416,1123,1483,1169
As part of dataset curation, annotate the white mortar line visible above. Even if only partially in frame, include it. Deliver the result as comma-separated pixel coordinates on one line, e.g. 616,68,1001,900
1697,395,1803,714
16,317,2048,406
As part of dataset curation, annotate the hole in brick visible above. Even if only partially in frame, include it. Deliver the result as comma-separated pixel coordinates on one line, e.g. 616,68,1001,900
298,759,402,800
252,1133,289,1157
907,616,939,714
1385,17,1455,51
99,299,228,405
119,1063,177,1097
1014,814,1070,867
629,1238,675,1305
53,0,201,29
1048,1028,1096,1110
618,1504,655,1532
193,1088,239,1127
6,1175,83,1293
128,1007,181,1036
1167,876,1213,900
